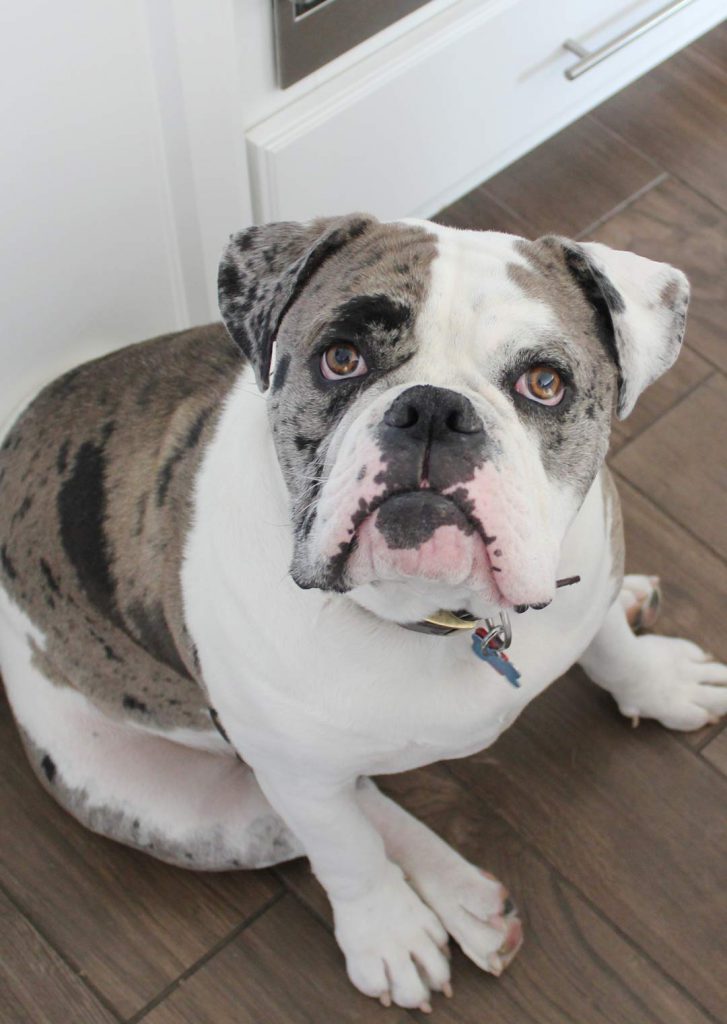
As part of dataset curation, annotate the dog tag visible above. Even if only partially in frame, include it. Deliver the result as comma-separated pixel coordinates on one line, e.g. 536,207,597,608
472,628,522,687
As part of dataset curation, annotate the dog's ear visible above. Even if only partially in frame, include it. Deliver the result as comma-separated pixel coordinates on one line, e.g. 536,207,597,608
545,237,690,419
218,214,376,391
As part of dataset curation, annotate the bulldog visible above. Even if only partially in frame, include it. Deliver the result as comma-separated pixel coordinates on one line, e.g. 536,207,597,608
1,215,726,1011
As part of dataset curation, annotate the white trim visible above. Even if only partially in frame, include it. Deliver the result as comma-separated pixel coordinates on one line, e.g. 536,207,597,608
143,0,254,323
138,0,193,329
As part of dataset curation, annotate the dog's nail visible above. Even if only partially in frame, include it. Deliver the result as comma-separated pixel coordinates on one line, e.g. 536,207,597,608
488,955,503,976
499,917,524,961
442,981,453,999
631,715,640,728
379,992,391,1007
440,943,451,960
419,1001,432,1014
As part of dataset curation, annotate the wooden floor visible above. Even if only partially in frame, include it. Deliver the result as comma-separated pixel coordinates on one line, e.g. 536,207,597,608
2,25,727,1024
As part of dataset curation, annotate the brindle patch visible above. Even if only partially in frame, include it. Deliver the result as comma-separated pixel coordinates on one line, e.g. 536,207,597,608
1,543,18,580
0,324,242,731
506,237,618,494
232,220,440,590
41,753,56,783
58,430,118,624
17,727,302,870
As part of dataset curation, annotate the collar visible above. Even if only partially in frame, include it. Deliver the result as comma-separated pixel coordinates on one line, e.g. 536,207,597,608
401,608,480,637
402,608,513,652
401,575,581,639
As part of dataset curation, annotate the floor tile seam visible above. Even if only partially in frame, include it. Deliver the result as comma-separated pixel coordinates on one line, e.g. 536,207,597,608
0,874,125,1023
612,465,727,567
609,369,723,466
608,367,720,458
588,110,727,220
693,717,727,752
583,112,666,173
127,888,286,1024
575,172,668,240
441,761,723,1024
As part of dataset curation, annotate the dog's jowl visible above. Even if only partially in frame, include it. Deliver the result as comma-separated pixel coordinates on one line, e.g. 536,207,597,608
1,215,724,1010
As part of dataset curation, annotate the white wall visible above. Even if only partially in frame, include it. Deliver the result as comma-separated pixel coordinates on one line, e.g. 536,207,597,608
0,0,250,423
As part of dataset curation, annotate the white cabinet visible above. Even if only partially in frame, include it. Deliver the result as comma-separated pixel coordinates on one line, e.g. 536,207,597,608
1,0,723,427
246,0,726,222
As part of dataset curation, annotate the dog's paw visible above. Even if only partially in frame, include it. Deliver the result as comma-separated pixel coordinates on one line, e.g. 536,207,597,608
617,635,727,731
619,574,662,633
408,856,522,977
332,862,450,1010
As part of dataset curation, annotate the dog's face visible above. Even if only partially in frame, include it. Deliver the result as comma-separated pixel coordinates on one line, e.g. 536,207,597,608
219,216,688,620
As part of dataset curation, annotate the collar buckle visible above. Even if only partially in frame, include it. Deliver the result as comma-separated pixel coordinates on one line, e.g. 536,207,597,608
404,608,512,648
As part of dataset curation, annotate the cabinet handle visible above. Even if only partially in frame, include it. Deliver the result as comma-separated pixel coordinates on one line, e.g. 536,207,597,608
563,0,697,80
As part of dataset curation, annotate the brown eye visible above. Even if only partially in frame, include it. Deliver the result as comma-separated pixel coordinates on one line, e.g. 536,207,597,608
321,342,368,380
514,365,565,406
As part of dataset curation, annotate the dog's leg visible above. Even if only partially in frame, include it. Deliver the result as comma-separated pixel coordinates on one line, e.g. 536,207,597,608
250,766,453,1009
0,609,303,870
579,586,727,730
355,778,522,983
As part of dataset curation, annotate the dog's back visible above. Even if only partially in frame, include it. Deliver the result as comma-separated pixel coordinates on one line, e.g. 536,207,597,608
0,323,241,731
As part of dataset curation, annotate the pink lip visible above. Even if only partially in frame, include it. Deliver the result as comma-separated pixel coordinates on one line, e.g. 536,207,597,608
346,492,507,599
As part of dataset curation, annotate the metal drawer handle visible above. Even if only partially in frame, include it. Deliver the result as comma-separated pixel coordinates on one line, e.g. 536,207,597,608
563,0,697,80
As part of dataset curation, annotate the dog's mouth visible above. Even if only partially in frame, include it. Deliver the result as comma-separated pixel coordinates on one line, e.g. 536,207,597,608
364,490,489,550
302,443,560,607
343,489,503,596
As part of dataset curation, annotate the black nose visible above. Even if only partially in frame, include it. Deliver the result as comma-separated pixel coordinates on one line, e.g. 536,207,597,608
384,385,482,439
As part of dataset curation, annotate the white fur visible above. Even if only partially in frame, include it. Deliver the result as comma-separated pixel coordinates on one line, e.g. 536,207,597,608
577,241,689,418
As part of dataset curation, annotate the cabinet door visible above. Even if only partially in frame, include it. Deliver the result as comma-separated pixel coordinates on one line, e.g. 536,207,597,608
247,0,725,222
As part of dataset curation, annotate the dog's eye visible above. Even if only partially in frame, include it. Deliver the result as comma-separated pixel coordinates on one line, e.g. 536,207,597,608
515,366,565,406
321,343,368,380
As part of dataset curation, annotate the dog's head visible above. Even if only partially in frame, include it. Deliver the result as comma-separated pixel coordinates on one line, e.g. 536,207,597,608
218,215,688,621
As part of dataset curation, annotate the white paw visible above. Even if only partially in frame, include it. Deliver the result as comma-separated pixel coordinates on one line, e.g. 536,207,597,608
407,853,522,978
332,862,450,1010
617,635,727,731
619,574,661,632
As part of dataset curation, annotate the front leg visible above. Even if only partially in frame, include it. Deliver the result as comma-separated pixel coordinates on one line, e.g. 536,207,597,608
580,575,727,730
356,779,522,980
252,766,450,1010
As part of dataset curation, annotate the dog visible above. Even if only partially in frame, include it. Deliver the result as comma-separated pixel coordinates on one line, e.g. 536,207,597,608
2,215,726,1011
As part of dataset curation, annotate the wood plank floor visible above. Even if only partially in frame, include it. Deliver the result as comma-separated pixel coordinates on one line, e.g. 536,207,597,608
2,25,726,1024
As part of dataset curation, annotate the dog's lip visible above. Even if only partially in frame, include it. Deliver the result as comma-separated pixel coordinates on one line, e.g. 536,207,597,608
341,487,507,601
349,487,492,549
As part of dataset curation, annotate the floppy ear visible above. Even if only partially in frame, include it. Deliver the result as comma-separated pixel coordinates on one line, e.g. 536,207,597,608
550,238,690,419
218,214,376,390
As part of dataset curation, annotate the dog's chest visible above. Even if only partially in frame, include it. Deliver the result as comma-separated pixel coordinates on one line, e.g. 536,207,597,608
184,404,615,776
